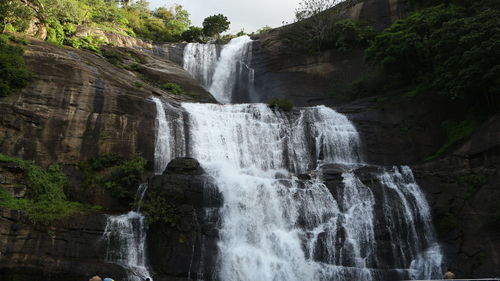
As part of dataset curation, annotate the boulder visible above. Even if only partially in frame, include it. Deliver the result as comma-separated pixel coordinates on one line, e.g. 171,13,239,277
146,158,221,281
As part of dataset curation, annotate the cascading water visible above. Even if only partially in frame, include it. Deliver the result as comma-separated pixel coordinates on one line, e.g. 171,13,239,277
103,183,153,281
151,99,443,281
183,43,218,89
153,31,443,281
182,36,255,104
152,97,186,174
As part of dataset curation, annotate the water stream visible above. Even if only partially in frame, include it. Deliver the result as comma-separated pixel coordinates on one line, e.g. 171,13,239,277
103,184,153,281
147,35,444,281
183,36,255,104
151,100,444,281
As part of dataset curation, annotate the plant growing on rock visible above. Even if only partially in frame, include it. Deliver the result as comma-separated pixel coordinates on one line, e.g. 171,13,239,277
268,98,294,112
0,35,32,97
0,153,83,224
160,82,185,95
79,154,147,198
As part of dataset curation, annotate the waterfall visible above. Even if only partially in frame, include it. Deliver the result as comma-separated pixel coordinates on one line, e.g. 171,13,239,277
152,97,186,175
181,103,362,173
103,184,153,281
183,43,218,89
182,36,255,104
156,36,444,279
169,103,443,281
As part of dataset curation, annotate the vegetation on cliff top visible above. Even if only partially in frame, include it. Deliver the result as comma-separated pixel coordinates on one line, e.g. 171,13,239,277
0,34,31,97
365,3,499,112
0,0,236,49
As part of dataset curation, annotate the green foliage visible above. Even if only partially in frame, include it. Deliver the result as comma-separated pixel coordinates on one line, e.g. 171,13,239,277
0,37,32,97
256,25,273,34
365,3,499,110
79,154,147,198
322,19,376,51
0,153,83,224
182,26,204,43
101,48,123,66
282,17,375,54
160,82,185,95
2,0,195,47
124,2,191,42
133,81,143,88
66,36,103,52
141,191,184,227
268,98,294,112
153,4,191,35
46,18,65,46
0,0,34,33
203,14,230,38
425,117,480,161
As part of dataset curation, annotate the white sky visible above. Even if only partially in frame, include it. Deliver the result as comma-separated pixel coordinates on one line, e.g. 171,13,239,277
149,0,302,33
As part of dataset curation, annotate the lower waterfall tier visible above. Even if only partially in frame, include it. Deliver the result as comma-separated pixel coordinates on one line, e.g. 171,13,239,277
148,99,443,281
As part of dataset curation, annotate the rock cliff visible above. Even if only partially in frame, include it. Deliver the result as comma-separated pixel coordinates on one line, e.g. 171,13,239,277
0,38,215,168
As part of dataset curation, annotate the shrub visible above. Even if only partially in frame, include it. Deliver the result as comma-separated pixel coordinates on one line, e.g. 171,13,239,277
425,117,480,161
181,26,204,42
65,36,104,53
0,38,31,97
160,82,185,95
268,98,294,112
79,154,147,198
101,48,124,66
46,18,65,46
0,154,83,224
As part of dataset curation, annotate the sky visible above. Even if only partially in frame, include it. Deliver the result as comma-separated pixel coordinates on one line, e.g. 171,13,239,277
149,0,303,33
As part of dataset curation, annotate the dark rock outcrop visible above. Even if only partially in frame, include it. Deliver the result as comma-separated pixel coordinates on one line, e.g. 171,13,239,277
145,158,221,281
337,94,468,166
0,209,122,281
412,113,500,278
249,0,410,106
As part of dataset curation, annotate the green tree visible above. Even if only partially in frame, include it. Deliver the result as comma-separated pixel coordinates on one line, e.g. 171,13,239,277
202,14,230,38
0,0,34,33
182,26,204,42
153,4,191,35
365,4,499,111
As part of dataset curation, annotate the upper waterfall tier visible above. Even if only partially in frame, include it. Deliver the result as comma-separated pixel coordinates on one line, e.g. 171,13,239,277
182,36,255,104
152,101,363,174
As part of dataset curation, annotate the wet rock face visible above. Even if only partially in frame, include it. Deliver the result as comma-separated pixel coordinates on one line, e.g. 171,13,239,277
146,158,221,281
0,39,214,168
412,113,500,278
250,0,410,107
0,209,125,281
0,39,156,167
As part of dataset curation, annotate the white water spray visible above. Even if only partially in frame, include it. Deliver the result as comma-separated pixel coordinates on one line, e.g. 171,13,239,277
103,184,152,281
183,43,218,89
182,36,255,104
161,102,443,281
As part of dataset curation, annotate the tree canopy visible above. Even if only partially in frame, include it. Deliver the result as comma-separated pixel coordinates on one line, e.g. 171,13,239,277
1,0,194,43
202,14,230,38
365,3,499,109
